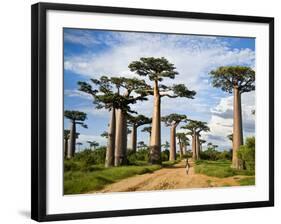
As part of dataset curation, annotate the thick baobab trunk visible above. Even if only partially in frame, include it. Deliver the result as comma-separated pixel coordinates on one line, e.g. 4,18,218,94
105,109,116,167
232,87,243,169
67,120,76,158
115,109,127,166
179,141,183,159
169,124,176,161
64,138,68,158
131,124,137,153
150,80,161,164
195,134,200,160
192,132,196,160
122,112,128,164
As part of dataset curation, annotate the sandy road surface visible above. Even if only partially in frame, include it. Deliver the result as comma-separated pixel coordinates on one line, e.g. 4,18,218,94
90,160,249,193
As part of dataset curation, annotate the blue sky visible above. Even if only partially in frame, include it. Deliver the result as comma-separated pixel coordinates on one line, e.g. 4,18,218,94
63,28,255,151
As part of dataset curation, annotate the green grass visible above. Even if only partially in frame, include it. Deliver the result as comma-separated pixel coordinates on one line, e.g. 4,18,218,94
162,159,180,167
194,160,255,178
64,164,161,194
239,177,255,186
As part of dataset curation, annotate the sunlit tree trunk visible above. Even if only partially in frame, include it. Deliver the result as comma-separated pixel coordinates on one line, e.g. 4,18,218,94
169,124,176,161
105,108,116,167
179,141,183,159
115,109,127,166
131,124,137,153
67,120,76,159
192,131,196,160
195,134,200,160
232,87,243,169
122,112,128,164
150,80,161,164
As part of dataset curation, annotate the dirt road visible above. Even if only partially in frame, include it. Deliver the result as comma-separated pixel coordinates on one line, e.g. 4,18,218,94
91,160,248,193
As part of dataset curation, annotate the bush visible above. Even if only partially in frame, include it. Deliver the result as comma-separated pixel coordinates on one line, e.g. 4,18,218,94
237,137,255,171
200,149,231,161
161,150,169,161
127,148,150,165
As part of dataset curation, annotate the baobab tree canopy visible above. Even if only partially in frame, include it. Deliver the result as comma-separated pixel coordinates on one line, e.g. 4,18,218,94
127,114,151,127
210,66,255,93
128,57,178,81
162,114,187,127
64,110,87,123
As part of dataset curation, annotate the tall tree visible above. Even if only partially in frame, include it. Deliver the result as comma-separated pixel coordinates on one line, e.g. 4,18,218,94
79,76,121,167
176,133,189,159
127,114,151,153
129,57,196,164
141,126,152,144
64,111,87,158
78,76,148,167
182,120,209,160
210,66,255,169
162,114,187,161
64,130,70,158
110,77,149,166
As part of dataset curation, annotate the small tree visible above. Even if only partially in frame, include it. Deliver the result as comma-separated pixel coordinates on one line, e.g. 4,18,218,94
128,114,151,153
87,140,99,150
162,114,187,161
64,111,87,158
210,66,255,169
129,57,196,164
162,141,170,151
76,142,83,152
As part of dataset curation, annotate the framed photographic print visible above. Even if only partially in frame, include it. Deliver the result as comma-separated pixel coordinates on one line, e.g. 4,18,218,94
31,2,274,222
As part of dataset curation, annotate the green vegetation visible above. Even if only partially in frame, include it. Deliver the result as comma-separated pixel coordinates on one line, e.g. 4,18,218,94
194,160,254,178
64,164,161,194
200,148,232,161
239,177,255,186
237,136,255,171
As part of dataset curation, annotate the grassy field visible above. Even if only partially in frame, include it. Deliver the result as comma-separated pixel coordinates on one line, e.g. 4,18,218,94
194,160,255,178
64,159,182,194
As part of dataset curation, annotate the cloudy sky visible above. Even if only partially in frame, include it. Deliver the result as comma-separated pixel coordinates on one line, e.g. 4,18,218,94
63,28,255,151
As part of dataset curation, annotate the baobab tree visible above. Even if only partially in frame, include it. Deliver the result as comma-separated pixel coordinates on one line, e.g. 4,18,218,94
129,57,196,164
137,141,147,150
182,120,209,160
127,114,151,153
176,133,189,159
210,66,255,169
76,142,83,152
110,77,149,166
162,114,187,161
64,130,70,158
87,140,99,150
227,133,233,142
162,141,170,151
78,76,148,167
64,110,87,158
141,126,152,144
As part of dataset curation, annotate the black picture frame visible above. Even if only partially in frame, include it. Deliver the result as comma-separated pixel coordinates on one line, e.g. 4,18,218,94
31,2,274,222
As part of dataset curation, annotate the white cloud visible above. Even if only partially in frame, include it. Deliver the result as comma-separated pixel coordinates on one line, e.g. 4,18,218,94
78,134,107,147
64,89,92,100
64,31,256,149
204,91,255,149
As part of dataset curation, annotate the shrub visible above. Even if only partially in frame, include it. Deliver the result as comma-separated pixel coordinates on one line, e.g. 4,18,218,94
237,137,255,171
161,149,169,161
127,148,150,165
